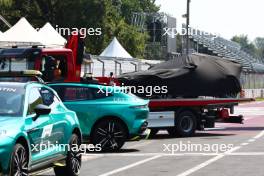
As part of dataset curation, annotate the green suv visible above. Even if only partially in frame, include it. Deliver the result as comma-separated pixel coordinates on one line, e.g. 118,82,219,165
0,82,82,176
49,83,149,152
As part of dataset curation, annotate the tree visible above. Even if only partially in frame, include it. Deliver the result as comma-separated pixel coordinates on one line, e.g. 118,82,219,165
121,0,159,23
0,0,12,6
0,0,159,58
231,35,257,57
254,37,264,61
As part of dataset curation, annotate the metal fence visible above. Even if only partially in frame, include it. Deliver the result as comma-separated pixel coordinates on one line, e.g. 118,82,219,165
241,72,264,89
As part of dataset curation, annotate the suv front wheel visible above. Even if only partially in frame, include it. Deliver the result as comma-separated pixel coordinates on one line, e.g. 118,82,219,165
54,134,82,176
10,143,29,176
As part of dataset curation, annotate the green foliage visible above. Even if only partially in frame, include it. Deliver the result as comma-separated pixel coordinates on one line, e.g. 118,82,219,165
254,37,264,60
0,0,12,6
113,19,148,58
231,35,257,57
0,0,159,58
231,35,264,61
121,0,159,23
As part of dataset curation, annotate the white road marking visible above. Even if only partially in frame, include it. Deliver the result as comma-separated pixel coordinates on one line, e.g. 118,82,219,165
177,154,225,176
82,152,264,158
82,155,103,161
228,152,264,156
176,146,241,176
225,146,241,154
64,141,153,163
253,130,264,139
248,139,256,142
35,150,264,176
98,155,162,176
176,129,264,176
37,150,264,175
204,127,226,131
240,143,249,146
127,141,153,149
82,153,219,157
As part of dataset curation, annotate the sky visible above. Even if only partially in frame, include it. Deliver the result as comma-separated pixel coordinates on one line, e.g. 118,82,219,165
155,0,264,41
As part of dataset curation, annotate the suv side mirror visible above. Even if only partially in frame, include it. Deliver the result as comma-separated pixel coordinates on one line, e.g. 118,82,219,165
33,104,51,121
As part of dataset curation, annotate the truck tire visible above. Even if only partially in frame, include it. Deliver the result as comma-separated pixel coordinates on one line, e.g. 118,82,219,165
168,111,197,137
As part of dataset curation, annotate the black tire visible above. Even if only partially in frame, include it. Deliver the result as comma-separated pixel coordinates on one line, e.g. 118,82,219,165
149,129,159,138
168,111,197,137
10,143,29,176
91,119,127,152
54,134,82,176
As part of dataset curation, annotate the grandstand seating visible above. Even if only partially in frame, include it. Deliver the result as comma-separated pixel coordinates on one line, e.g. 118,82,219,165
187,27,264,73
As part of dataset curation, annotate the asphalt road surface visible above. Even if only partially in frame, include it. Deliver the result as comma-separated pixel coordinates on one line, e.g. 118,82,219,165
38,101,264,176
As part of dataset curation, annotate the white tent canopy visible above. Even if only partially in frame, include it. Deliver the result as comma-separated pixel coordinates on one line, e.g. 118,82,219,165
38,22,66,47
0,17,43,46
100,37,133,59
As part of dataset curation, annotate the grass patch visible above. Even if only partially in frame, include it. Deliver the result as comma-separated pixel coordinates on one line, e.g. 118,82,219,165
255,98,264,101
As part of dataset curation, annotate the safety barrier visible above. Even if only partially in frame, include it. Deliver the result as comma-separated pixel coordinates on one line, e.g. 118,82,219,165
241,89,264,98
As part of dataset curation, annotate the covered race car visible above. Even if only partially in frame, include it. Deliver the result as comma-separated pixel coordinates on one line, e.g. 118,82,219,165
118,53,242,98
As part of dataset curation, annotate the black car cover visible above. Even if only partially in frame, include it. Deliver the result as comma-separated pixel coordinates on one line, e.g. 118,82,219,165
118,54,242,98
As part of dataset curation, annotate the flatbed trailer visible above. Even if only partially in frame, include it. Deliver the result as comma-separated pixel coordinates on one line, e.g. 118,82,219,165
147,98,254,137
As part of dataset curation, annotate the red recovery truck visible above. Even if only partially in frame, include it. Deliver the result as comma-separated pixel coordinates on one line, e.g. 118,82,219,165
0,35,253,137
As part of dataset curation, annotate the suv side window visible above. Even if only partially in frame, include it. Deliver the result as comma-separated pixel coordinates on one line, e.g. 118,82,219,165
50,85,112,102
27,87,43,115
40,87,60,108
91,87,112,99
50,86,64,101
64,86,93,101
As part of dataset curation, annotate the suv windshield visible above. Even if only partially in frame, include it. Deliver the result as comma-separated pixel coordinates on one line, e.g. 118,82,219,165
0,85,25,117
0,57,34,72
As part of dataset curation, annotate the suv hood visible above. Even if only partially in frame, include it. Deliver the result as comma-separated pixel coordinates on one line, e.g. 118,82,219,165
0,117,24,138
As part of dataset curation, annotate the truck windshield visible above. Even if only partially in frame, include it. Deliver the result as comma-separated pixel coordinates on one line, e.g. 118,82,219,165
0,57,34,72
0,86,25,117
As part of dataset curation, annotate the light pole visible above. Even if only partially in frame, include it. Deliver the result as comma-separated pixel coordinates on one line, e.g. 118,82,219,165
185,0,191,56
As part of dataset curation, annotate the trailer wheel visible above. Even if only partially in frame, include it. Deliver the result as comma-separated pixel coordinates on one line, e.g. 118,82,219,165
168,111,197,137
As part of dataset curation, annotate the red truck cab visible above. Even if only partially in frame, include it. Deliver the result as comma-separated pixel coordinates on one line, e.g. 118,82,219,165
0,47,81,82
40,48,80,82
